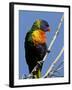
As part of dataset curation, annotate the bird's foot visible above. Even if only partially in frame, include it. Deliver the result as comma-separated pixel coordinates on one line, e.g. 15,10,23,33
37,61,44,65
47,50,51,53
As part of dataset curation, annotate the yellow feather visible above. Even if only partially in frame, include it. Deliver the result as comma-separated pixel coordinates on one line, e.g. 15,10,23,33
32,29,46,45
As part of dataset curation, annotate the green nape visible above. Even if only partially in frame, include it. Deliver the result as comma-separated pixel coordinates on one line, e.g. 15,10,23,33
34,19,41,29
32,20,41,30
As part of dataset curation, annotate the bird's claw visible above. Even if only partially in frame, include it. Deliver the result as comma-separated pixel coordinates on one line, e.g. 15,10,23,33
37,61,44,65
47,50,51,53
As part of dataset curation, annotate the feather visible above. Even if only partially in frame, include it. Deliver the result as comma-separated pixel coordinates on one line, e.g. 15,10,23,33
25,19,50,78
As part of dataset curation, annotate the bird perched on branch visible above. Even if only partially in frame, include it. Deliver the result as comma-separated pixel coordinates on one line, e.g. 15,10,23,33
25,19,50,78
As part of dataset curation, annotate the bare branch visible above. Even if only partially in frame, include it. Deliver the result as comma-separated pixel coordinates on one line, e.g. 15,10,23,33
52,61,64,72
42,47,64,78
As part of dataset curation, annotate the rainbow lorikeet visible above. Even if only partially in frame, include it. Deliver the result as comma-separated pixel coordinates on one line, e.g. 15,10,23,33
25,19,50,78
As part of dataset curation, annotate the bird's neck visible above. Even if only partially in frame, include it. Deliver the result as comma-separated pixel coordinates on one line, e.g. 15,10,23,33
32,29,46,46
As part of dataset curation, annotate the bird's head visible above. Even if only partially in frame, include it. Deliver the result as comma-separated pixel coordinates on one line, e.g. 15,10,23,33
32,19,50,32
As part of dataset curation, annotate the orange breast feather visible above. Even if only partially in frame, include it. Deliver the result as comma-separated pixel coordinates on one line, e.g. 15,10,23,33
32,29,46,45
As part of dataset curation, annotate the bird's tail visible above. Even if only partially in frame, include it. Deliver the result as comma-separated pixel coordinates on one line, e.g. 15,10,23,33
32,63,43,78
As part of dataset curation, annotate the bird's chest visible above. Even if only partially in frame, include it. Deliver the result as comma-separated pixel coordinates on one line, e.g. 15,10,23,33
32,30,46,46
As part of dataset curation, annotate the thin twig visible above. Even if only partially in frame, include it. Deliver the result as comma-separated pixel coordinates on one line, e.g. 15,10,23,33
49,62,64,76
48,65,64,77
52,61,64,72
42,47,64,78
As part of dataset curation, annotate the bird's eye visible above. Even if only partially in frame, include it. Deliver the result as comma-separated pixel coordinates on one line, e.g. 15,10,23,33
46,24,49,27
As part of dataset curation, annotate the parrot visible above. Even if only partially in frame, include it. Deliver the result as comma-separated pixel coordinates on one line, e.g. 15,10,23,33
24,19,50,78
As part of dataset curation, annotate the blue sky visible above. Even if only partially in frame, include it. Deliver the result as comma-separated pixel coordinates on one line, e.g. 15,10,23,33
19,10,64,79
